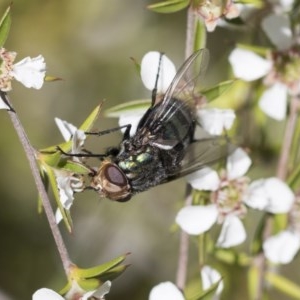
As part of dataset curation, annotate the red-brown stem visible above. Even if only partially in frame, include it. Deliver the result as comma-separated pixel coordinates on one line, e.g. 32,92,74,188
3,93,72,276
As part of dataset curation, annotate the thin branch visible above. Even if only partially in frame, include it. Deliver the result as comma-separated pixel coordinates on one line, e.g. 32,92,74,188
176,193,192,291
175,6,197,291
2,92,72,276
277,96,300,180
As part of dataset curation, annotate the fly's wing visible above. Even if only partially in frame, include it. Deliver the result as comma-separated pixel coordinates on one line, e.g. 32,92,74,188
139,49,210,132
165,136,235,180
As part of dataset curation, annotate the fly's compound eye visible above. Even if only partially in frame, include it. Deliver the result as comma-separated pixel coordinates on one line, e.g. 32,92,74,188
90,162,131,202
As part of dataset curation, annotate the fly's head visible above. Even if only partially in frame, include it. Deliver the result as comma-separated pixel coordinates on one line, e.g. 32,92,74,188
90,160,132,202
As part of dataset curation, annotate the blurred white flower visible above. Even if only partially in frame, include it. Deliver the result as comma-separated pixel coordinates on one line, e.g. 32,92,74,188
197,108,236,135
118,110,146,137
194,0,240,32
149,282,184,300
141,51,176,93
243,177,294,213
33,281,111,300
263,230,300,264
201,265,224,299
176,148,251,247
229,14,300,120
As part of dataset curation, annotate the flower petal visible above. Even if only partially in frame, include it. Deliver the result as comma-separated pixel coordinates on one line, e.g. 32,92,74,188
11,55,46,89
229,48,272,81
263,230,300,264
186,167,220,191
226,148,251,180
259,83,287,121
82,281,112,300
216,215,246,248
201,265,224,296
149,282,184,300
141,52,176,93
176,204,218,235
54,118,78,141
244,177,294,213
118,111,145,136
262,14,293,50
33,288,64,300
197,108,236,135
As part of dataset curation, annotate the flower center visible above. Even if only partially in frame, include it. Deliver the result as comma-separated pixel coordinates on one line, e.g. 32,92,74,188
0,48,16,92
268,46,300,95
211,174,248,222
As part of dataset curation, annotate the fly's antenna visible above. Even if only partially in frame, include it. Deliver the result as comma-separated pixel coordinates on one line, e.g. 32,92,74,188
151,52,164,106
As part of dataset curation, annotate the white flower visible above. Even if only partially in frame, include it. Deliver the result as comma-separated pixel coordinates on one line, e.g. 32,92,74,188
176,148,251,247
243,177,294,213
118,110,146,137
141,51,176,93
33,288,64,300
201,265,224,298
33,281,111,300
54,169,83,224
149,282,184,300
229,14,299,121
197,109,236,135
263,230,300,264
10,55,46,89
54,118,86,223
195,0,240,32
55,117,86,158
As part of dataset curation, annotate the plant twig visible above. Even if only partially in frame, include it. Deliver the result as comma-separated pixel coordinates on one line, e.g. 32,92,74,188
2,92,73,276
175,6,197,291
277,96,300,180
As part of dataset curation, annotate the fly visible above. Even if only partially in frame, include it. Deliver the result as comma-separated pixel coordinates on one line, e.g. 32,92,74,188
87,49,230,202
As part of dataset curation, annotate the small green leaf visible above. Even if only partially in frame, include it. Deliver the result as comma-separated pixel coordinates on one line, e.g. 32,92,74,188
287,162,300,190
187,279,222,300
194,20,206,52
97,264,130,282
45,75,63,82
0,4,11,47
265,272,300,299
77,278,100,291
105,99,150,117
76,253,129,278
237,43,270,56
80,104,102,132
202,80,235,102
147,0,189,13
57,160,90,174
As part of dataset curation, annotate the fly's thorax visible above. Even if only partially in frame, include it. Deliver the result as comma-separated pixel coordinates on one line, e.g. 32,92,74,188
90,160,131,202
117,146,156,177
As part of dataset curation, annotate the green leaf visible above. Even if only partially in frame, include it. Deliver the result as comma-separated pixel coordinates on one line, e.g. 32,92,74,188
287,162,300,190
97,264,130,282
194,20,206,52
265,272,300,299
187,279,222,300
79,104,102,132
57,160,90,174
105,99,150,117
147,0,189,13
202,80,235,102
44,75,63,82
236,43,270,57
76,253,129,278
0,4,11,47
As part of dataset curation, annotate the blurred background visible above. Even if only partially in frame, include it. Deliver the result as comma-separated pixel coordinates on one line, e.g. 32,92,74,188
0,1,298,299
